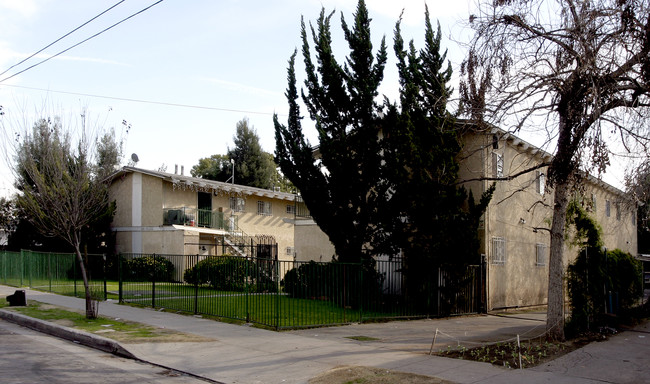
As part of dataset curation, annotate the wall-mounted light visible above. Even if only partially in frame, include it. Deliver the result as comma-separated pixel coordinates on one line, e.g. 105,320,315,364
519,218,526,224
201,246,206,251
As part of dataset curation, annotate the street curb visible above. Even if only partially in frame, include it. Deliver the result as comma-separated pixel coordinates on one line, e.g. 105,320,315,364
0,309,136,359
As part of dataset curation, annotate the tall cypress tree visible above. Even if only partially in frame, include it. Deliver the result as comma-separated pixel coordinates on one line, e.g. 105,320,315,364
382,7,493,312
275,0,388,263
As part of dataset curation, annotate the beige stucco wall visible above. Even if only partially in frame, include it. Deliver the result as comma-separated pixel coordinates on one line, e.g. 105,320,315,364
142,174,164,226
583,180,637,255
459,130,638,310
294,220,337,262
109,170,296,263
109,173,133,228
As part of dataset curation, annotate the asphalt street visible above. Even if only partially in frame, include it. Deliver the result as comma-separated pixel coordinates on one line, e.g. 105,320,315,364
0,318,211,384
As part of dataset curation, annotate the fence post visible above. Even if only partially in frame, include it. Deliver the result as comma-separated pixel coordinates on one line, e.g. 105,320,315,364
19,250,24,287
152,253,156,308
358,262,363,324
103,254,107,301
28,250,32,288
73,253,77,297
48,252,52,292
246,240,252,323
275,246,280,330
194,254,199,314
118,253,123,303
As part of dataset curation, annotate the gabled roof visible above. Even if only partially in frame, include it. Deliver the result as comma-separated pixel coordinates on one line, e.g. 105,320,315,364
458,119,629,198
109,166,296,202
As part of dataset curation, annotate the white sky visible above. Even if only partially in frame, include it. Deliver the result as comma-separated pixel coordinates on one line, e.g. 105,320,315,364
0,0,632,197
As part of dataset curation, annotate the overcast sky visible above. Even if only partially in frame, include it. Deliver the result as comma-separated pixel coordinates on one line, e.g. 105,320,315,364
0,0,632,197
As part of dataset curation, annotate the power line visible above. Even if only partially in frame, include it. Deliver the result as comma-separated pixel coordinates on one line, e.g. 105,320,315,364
1,83,282,116
0,0,128,78
0,0,164,84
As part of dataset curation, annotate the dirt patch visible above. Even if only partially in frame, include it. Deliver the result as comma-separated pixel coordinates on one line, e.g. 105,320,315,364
308,366,453,384
103,328,213,344
435,335,600,369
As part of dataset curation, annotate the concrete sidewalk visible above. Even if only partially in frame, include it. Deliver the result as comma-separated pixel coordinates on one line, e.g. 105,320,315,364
1,285,648,384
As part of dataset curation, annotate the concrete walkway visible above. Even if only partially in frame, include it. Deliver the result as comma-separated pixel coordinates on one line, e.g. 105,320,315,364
1,285,648,384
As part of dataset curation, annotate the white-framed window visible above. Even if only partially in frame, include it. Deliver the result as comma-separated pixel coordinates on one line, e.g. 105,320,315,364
491,237,506,264
492,152,504,178
535,171,545,195
229,197,245,212
535,243,547,266
257,200,272,216
605,200,611,217
286,204,296,215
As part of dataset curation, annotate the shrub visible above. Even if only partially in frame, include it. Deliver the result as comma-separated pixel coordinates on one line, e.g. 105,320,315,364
124,255,175,282
567,247,643,334
184,256,252,291
281,261,333,299
281,260,382,309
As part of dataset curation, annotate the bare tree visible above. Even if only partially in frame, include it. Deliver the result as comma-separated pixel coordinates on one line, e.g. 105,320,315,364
13,116,119,318
460,0,650,340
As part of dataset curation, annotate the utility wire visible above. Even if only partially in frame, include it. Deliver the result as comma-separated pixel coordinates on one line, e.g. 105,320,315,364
0,0,164,84
0,0,127,78
2,83,283,117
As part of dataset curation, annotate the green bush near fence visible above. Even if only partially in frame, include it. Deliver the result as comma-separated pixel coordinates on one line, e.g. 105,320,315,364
124,256,175,282
282,261,333,299
183,256,250,291
567,247,643,335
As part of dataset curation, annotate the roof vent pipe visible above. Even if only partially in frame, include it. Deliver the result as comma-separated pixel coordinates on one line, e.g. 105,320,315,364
181,165,184,175
174,164,178,174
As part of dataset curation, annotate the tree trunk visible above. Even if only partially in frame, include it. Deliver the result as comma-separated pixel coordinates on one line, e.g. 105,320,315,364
547,179,570,340
74,239,96,319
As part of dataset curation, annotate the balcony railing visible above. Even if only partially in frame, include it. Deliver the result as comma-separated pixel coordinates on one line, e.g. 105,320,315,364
294,195,311,219
163,207,238,231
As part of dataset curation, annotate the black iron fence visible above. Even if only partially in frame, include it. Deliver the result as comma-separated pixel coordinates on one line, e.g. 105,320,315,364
118,253,485,329
1,249,485,330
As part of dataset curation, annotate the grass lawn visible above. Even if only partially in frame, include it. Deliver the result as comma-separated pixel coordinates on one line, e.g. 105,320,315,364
0,299,212,343
3,278,419,329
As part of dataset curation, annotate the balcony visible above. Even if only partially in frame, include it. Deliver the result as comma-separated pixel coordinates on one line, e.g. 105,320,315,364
163,207,238,231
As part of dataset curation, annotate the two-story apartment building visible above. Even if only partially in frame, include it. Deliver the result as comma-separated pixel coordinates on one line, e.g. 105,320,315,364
458,126,637,310
288,126,637,311
108,167,297,262
108,125,637,312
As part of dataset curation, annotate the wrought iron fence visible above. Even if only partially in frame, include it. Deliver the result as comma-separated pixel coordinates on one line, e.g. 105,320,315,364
118,252,485,329
0,249,485,329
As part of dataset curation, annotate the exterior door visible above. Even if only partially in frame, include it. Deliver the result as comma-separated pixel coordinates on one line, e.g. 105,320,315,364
198,192,212,227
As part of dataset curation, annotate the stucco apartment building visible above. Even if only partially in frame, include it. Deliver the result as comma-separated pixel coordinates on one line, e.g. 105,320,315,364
108,167,297,262
458,126,637,310
108,126,637,312
291,127,637,311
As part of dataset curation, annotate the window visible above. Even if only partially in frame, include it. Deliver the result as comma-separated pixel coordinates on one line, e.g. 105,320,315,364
491,237,506,264
229,197,245,212
605,200,611,217
257,201,272,216
492,152,504,178
286,204,296,215
286,246,294,256
536,243,547,266
535,171,545,195
616,202,621,221
591,193,597,213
